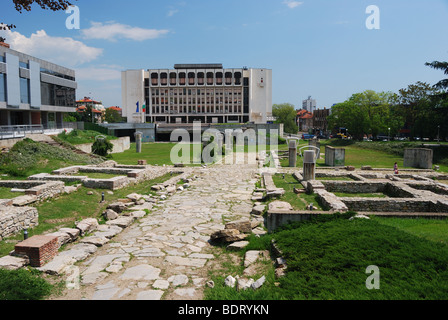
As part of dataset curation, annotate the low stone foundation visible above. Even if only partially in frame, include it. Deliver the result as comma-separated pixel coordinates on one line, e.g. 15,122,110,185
0,180,64,206
0,206,39,241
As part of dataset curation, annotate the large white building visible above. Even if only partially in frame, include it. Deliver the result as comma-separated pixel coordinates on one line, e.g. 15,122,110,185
0,42,77,128
122,64,272,124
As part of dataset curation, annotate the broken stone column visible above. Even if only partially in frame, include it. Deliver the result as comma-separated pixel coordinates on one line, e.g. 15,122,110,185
134,131,143,153
289,140,297,168
303,150,316,181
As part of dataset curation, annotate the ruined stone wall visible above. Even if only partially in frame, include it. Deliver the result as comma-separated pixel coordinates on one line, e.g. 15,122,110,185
0,206,39,241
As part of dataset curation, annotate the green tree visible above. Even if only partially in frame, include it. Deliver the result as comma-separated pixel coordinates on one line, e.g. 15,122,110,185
425,59,448,92
395,82,442,140
272,103,298,134
105,108,123,123
328,90,401,140
1,0,75,42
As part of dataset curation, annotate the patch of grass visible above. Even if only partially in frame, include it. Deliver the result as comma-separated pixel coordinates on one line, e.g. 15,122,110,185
334,192,388,198
0,268,53,300
74,172,122,179
111,143,203,166
273,217,448,300
57,130,117,145
316,176,354,181
272,174,324,210
0,187,24,199
372,217,448,246
204,234,283,300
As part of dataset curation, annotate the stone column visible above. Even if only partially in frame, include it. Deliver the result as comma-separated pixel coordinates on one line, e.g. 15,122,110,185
135,131,143,153
303,150,316,181
289,140,297,167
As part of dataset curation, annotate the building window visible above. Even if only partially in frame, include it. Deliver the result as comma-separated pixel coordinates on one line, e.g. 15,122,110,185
41,82,75,107
19,61,29,69
20,77,30,104
0,74,6,102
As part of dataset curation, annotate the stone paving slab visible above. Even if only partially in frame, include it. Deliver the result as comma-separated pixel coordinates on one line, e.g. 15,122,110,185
49,162,259,300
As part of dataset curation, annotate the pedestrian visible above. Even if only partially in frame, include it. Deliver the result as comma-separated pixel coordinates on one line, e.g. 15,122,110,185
394,162,399,174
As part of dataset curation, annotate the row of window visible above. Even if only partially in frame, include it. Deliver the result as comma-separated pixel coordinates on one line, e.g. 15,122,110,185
150,88,243,96
152,97,243,105
151,106,243,114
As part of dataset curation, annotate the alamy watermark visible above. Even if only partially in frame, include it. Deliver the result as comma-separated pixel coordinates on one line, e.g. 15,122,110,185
65,5,80,30
366,265,380,290
366,5,380,30
169,123,282,166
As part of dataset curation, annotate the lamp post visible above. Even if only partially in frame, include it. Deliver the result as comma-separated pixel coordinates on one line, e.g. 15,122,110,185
388,128,391,141
438,125,440,143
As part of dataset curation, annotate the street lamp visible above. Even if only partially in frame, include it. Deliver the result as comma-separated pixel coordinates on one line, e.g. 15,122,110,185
438,125,440,143
388,128,391,141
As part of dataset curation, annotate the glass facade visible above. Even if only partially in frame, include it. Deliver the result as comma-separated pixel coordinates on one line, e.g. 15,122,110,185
40,68,75,81
0,74,6,102
20,77,30,104
41,82,75,107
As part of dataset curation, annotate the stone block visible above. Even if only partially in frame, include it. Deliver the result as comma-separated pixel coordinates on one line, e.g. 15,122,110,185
404,148,433,169
14,235,59,267
325,146,345,167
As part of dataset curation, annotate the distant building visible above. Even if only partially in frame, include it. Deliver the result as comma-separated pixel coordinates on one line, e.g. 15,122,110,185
302,96,317,113
121,63,273,124
296,109,313,132
0,42,77,128
313,107,331,134
108,106,122,117
76,97,105,112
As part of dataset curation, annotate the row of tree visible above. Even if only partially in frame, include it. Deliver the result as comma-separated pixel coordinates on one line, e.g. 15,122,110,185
328,58,448,140
273,58,448,140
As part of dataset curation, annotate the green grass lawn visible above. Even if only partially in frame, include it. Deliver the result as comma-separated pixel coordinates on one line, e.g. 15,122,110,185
281,143,405,169
111,143,203,166
205,215,448,300
281,139,448,172
0,187,24,199
372,217,448,246
272,217,448,300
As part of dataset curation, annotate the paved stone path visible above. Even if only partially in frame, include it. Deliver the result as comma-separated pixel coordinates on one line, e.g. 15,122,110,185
51,159,259,300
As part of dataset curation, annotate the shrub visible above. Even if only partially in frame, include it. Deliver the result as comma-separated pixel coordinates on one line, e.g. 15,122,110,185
92,138,114,157
0,268,53,300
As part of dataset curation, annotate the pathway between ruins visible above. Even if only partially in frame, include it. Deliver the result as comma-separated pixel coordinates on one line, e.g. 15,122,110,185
51,159,259,300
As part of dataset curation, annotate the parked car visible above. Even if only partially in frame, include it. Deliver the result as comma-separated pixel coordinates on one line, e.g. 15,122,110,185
302,134,315,140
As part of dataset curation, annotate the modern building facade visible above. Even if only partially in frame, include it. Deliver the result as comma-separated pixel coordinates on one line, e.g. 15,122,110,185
122,64,272,124
0,42,77,128
302,96,317,113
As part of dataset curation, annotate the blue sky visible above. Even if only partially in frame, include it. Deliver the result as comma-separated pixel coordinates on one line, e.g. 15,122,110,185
1,0,447,109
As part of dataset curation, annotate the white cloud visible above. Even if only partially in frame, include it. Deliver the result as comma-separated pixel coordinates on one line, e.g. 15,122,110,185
0,28,103,67
81,22,170,42
167,9,179,17
283,1,304,9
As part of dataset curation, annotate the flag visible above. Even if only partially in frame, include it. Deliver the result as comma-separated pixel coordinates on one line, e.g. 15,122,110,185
136,101,140,113
142,103,146,113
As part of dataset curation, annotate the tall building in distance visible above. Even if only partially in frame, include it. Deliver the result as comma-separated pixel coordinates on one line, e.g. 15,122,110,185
302,96,317,113
122,63,272,124
0,42,77,128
